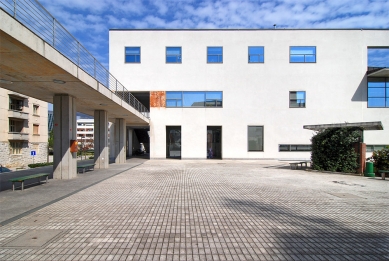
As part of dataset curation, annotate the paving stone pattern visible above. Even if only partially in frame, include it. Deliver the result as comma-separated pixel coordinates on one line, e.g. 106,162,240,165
0,160,388,260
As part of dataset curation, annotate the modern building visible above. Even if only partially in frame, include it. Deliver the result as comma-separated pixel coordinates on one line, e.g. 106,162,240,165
76,118,95,150
0,88,48,167
109,29,388,160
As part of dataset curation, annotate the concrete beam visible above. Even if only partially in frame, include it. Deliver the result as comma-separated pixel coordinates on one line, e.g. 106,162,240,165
53,94,77,179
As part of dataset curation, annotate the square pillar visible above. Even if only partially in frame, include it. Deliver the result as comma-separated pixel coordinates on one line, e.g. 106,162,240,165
114,118,126,163
94,110,109,169
127,128,133,157
53,94,77,179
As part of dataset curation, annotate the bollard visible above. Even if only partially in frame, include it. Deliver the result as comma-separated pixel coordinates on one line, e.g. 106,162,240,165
364,162,375,177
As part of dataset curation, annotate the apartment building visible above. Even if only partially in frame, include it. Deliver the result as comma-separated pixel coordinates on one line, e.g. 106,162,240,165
0,88,48,167
109,29,389,160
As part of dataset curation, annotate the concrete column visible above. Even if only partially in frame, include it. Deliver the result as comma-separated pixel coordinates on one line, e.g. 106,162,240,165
94,110,109,169
53,94,77,179
114,118,126,163
127,128,133,157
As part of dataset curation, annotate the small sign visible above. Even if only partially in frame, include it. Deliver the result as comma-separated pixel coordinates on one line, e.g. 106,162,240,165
31,150,36,156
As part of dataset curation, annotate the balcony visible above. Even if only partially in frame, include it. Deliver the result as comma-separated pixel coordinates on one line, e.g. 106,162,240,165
8,132,29,141
8,110,29,120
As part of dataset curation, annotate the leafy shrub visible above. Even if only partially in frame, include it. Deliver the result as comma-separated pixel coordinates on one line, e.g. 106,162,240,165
28,162,54,168
371,147,389,171
311,127,362,173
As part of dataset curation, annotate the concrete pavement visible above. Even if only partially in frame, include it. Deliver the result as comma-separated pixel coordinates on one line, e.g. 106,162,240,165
0,159,388,260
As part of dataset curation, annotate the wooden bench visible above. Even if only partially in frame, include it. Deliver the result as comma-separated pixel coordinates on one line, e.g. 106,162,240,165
9,173,49,191
378,170,389,180
77,164,95,173
289,161,312,170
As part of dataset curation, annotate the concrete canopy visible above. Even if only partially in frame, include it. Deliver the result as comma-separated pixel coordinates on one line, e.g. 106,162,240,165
0,10,149,126
303,121,384,131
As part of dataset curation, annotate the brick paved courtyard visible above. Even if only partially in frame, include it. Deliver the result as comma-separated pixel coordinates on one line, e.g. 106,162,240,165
0,160,388,260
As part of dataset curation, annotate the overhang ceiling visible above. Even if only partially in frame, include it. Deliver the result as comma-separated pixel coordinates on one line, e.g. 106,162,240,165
0,14,148,126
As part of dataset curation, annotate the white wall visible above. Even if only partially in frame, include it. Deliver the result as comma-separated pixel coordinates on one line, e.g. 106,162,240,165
110,29,389,159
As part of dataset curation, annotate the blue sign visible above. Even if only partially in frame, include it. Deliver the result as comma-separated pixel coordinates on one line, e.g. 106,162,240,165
31,150,36,156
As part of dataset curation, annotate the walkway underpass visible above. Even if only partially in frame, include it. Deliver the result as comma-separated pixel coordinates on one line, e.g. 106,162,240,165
0,1,150,179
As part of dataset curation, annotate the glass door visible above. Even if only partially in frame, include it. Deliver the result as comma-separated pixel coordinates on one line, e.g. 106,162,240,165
166,126,181,159
207,126,222,159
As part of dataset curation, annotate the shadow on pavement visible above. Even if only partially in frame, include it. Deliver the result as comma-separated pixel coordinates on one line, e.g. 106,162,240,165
222,198,388,259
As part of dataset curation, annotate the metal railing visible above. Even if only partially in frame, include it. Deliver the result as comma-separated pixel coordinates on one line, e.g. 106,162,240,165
0,0,150,118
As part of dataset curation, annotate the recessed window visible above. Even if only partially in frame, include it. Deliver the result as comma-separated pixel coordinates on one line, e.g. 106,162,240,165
33,105,39,115
248,126,263,152
207,47,223,63
279,144,311,152
125,47,140,63
289,91,306,108
166,47,182,63
290,46,316,63
33,124,39,135
166,91,223,108
367,77,388,107
9,119,16,132
248,46,264,63
9,97,23,111
10,141,23,154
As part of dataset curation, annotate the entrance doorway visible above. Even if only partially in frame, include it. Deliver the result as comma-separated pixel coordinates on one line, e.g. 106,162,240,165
166,126,181,159
207,126,222,159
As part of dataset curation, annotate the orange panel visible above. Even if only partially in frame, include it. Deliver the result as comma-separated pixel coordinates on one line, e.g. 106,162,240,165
150,91,166,108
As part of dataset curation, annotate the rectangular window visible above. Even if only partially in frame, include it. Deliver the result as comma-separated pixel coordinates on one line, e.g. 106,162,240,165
289,91,306,108
368,77,389,107
248,46,264,63
248,126,264,151
33,124,39,135
166,91,222,108
366,145,388,152
279,144,311,152
166,47,182,63
125,47,140,63
290,46,316,63
9,97,23,111
9,119,15,132
33,105,39,115
10,141,23,154
207,47,223,63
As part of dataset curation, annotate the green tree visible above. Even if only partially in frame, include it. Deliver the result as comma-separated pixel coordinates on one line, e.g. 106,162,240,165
311,127,362,173
48,130,54,149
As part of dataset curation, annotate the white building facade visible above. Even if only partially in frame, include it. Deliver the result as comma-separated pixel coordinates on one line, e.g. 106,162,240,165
109,29,389,160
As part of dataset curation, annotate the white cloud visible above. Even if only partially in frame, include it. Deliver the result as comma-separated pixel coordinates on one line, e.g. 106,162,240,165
32,0,389,68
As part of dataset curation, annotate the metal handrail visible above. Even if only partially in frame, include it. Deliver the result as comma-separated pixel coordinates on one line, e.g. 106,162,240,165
0,0,149,118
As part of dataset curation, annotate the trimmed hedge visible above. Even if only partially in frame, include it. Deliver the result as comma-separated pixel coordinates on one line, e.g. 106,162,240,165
311,127,362,173
28,162,54,168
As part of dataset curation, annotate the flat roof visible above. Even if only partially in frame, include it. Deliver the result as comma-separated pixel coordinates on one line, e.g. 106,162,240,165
109,28,388,31
303,121,383,131
367,68,389,78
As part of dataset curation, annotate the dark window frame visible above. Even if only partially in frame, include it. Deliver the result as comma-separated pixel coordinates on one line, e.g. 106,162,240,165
125,47,141,63
247,126,264,152
367,77,389,108
207,47,223,63
166,47,182,63
290,46,316,63
289,91,306,108
248,46,264,63
279,144,312,152
166,91,223,108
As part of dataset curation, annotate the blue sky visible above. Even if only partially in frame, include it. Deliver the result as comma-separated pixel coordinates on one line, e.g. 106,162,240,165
38,0,389,69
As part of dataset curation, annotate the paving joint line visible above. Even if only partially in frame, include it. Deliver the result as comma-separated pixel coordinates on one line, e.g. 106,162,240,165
0,162,144,227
